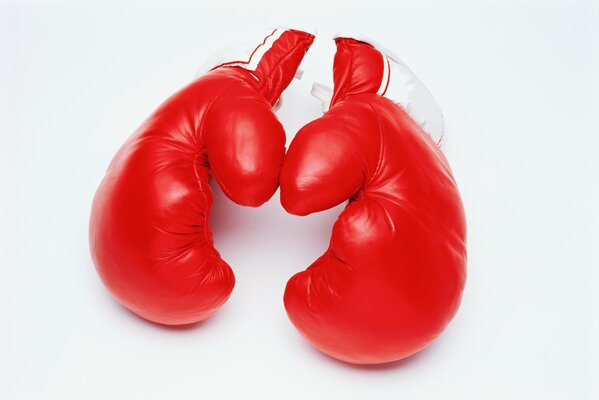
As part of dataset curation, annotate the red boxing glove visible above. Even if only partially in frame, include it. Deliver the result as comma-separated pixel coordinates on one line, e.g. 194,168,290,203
280,36,466,364
90,28,314,325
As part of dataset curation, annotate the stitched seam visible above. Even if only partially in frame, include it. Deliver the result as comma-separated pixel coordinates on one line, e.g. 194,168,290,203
365,102,385,185
193,79,242,243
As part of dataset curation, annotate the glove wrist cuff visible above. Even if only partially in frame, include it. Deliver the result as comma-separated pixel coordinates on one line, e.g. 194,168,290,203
201,28,315,105
331,33,445,146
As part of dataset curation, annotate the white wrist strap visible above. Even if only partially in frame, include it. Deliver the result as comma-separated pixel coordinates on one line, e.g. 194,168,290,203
311,82,333,113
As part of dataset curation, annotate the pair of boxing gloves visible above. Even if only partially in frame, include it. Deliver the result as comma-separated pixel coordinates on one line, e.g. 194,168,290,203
89,28,467,365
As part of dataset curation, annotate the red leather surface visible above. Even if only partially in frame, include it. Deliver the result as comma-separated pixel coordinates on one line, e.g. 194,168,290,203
280,38,467,364
90,29,314,325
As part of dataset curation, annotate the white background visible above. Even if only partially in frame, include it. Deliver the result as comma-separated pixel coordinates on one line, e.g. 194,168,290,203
1,0,597,398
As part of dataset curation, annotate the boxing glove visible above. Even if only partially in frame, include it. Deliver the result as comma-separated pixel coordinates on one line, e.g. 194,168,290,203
90,28,314,325
280,36,466,364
